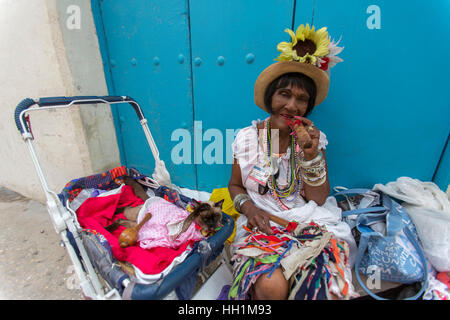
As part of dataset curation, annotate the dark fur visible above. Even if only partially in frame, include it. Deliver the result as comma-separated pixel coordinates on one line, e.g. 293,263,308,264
105,176,149,231
180,199,224,235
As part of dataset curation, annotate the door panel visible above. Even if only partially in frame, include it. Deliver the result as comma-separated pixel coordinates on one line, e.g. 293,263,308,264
294,0,450,189
189,0,295,190
95,0,197,188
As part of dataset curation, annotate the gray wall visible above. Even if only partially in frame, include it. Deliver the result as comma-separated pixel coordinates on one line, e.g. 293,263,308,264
0,0,120,202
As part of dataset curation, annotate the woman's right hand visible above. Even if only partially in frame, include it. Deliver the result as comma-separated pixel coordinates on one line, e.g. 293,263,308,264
242,204,273,235
229,159,274,235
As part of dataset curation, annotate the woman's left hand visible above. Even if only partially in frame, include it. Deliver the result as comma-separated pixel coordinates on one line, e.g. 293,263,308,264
292,117,320,161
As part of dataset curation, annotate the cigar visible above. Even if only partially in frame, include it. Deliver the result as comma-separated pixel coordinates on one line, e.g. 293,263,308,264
267,213,290,228
293,123,312,149
281,114,312,148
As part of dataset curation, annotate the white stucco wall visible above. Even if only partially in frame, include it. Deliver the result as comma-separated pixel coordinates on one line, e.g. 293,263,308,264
0,0,120,202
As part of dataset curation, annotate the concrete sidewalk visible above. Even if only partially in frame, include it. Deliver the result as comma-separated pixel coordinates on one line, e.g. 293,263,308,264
0,186,82,300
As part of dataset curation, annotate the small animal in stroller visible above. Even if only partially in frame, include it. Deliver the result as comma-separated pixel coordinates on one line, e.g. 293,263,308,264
105,176,225,245
105,175,150,231
118,212,152,248
178,199,224,238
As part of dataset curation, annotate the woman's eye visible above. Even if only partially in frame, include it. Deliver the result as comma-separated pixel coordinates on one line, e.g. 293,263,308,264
297,95,309,102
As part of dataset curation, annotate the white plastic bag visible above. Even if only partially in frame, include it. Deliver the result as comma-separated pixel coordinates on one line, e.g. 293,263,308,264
373,177,450,272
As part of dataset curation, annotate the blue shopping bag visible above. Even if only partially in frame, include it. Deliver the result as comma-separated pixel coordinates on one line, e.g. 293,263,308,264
334,188,428,300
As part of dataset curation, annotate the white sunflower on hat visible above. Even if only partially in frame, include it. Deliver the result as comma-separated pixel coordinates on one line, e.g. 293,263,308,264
275,24,343,71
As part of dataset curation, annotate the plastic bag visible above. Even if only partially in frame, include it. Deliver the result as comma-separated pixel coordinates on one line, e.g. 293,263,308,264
401,205,450,272
373,177,450,272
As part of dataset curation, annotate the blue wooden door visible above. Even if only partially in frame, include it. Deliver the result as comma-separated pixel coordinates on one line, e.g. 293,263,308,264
92,0,197,189
293,0,450,189
92,0,449,192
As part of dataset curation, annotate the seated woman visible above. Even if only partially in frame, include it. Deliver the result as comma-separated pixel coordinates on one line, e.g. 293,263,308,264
228,24,357,300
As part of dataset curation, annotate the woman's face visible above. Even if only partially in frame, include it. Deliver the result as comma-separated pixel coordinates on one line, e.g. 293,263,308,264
270,84,310,130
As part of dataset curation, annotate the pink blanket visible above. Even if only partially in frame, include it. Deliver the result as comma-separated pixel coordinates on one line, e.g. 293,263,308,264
76,185,195,275
137,197,203,250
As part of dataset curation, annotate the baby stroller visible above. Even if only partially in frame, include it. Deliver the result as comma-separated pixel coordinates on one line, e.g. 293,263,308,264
14,95,235,300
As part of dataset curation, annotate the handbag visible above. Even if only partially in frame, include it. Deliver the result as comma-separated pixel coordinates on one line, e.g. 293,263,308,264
333,187,428,300
373,177,450,272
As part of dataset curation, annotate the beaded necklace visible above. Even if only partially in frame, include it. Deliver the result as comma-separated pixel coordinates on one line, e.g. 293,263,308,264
264,118,302,210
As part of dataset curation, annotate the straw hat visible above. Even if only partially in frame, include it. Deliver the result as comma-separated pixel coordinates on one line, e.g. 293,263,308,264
254,24,344,112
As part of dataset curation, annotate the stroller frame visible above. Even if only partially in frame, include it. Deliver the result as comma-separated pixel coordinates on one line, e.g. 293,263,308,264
14,95,231,300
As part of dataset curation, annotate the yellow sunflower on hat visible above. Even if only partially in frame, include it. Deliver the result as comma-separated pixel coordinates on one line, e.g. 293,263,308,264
275,24,342,71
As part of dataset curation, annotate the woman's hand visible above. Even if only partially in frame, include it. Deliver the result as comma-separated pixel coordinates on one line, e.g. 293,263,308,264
292,117,320,161
242,203,273,235
229,159,274,235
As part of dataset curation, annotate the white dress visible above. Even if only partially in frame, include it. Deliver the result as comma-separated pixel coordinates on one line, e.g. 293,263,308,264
232,119,357,267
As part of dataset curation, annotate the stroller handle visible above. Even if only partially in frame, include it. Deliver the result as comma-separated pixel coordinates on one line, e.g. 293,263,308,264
14,95,144,135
